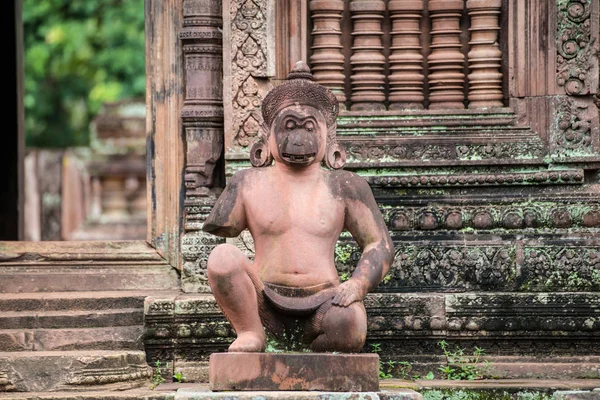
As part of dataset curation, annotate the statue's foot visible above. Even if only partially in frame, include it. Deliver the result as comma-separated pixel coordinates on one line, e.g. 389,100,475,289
228,331,266,352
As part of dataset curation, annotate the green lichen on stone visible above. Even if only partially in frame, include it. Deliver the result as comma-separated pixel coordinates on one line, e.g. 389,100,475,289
422,390,553,400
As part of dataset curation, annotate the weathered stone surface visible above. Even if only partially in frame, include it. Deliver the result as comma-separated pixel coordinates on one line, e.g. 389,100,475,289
0,309,143,330
554,390,600,400
0,265,180,294
0,291,152,312
0,390,174,399
209,353,379,392
29,326,144,351
0,351,152,392
176,388,422,400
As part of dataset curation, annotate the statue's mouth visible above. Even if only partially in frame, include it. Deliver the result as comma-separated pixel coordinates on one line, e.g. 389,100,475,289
282,152,316,164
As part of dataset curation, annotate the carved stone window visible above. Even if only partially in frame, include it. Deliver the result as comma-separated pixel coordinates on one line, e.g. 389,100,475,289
223,0,598,190
310,0,507,111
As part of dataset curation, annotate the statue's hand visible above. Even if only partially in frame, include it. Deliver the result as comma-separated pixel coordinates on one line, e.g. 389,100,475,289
332,279,366,307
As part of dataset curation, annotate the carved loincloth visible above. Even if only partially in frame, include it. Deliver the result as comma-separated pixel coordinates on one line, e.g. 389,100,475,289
262,282,336,316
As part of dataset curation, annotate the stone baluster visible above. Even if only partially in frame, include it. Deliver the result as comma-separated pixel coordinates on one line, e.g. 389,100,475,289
388,0,425,110
349,0,386,111
467,0,503,108
310,0,347,108
427,0,465,109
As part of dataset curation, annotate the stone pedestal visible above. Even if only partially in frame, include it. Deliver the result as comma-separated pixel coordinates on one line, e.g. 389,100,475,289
209,353,380,392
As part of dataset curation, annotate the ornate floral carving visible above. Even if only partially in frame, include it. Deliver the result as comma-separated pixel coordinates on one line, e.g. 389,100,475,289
456,142,545,160
344,140,548,164
346,143,408,163
521,246,600,291
181,229,225,293
553,96,596,157
557,0,598,96
230,0,269,151
390,245,517,291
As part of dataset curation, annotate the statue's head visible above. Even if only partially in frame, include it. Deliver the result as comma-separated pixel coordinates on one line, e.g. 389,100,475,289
250,61,346,169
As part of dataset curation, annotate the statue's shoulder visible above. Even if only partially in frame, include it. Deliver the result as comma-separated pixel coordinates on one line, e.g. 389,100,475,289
325,169,372,200
227,167,266,187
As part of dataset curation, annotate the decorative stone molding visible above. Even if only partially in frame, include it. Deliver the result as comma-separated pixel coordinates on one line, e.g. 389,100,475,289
446,293,600,333
362,168,584,188
343,139,546,164
382,200,600,233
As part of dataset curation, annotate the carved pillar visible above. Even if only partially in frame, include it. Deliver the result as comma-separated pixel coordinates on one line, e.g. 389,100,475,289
180,0,225,293
310,0,347,108
467,0,503,108
427,0,466,110
349,0,386,111
388,0,425,110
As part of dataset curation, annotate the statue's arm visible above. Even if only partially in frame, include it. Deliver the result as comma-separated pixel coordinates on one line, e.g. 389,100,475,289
202,171,248,237
333,173,394,306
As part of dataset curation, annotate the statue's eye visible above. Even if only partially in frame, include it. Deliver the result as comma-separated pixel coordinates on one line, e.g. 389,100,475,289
285,120,296,130
304,121,315,131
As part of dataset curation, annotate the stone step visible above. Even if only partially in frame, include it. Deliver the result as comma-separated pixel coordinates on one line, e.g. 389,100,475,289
0,390,173,399
0,291,182,315
0,292,154,313
0,326,144,352
0,265,180,293
0,351,152,393
0,309,143,330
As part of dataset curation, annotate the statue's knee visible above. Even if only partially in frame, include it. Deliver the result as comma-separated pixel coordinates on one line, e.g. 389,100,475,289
207,243,246,277
322,303,367,351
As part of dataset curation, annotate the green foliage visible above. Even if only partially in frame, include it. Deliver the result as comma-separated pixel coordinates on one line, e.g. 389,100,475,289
172,371,186,383
150,360,168,389
23,0,146,147
422,390,553,400
438,341,490,380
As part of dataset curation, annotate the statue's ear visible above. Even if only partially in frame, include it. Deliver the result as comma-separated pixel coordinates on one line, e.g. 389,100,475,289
324,142,346,170
250,122,273,167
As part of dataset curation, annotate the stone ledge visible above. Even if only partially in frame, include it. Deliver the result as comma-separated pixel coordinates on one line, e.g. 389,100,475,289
176,388,422,400
209,353,379,392
0,390,173,400
0,351,151,392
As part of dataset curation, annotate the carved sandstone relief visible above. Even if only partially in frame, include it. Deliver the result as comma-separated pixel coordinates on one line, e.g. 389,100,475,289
552,0,600,159
225,0,272,156
180,0,226,292
383,201,600,232
335,239,600,292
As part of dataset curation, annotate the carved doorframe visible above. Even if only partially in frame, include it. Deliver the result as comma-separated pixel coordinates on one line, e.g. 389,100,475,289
0,0,187,276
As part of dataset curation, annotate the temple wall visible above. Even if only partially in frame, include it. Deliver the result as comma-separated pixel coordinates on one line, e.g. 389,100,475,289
146,0,600,379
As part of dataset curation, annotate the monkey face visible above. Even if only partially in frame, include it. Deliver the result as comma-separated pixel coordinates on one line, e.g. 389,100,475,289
270,105,327,168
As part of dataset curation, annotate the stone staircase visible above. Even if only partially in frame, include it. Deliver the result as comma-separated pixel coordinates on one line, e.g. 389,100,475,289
0,247,181,397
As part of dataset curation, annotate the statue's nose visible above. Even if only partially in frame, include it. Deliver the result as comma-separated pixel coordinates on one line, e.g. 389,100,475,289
292,134,304,146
